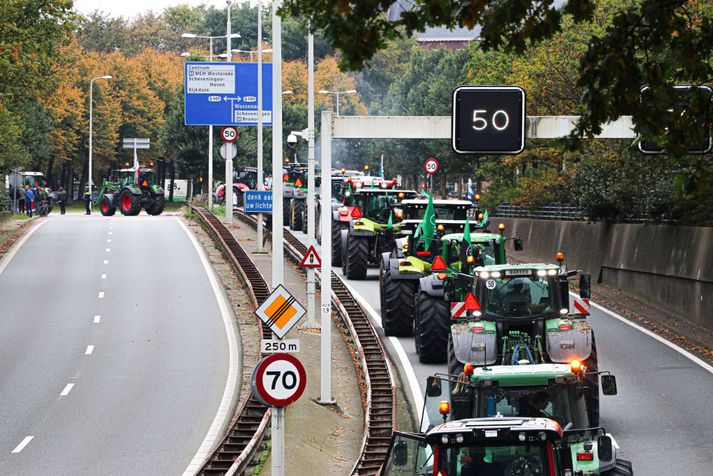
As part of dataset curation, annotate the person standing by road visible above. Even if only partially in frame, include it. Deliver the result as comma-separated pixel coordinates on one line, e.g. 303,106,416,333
84,187,91,215
18,185,25,214
57,187,67,215
24,185,34,218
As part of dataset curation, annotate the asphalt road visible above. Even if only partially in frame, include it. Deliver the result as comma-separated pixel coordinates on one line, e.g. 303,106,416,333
288,226,713,475
0,214,237,476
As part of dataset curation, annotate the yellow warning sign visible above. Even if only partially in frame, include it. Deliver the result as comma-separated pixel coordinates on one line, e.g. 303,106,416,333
254,285,306,339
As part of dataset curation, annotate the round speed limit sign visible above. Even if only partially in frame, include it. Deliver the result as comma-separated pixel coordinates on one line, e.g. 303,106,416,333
424,157,439,175
251,353,306,407
221,127,238,143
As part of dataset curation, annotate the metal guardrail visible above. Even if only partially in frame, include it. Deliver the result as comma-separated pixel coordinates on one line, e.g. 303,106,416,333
235,209,396,476
494,202,585,221
191,207,271,476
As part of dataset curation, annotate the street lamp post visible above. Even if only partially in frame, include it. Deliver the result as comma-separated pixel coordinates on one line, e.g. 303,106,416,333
181,31,241,211
89,75,112,210
318,89,357,116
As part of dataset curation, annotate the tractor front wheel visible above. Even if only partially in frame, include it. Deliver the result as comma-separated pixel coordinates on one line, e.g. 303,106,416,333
345,233,368,280
100,195,116,216
331,222,345,267
147,195,165,216
602,459,633,476
414,291,449,363
291,200,304,230
382,267,417,336
119,189,141,216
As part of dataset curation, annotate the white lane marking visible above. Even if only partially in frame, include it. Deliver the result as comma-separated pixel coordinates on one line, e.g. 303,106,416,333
85,345,94,355
60,383,75,396
0,219,51,276
93,315,101,323
107,239,112,243
581,293,713,375
177,218,240,476
101,274,107,279
11,436,34,454
105,248,110,252
98,292,104,299
103,260,108,265
108,232,113,235
338,275,425,420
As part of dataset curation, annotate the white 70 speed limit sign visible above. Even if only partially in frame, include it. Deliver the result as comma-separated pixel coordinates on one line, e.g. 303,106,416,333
251,353,306,407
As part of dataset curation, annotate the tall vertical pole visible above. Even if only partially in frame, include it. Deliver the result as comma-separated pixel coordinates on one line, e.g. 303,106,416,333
256,0,264,251
271,0,284,289
225,2,234,224
89,80,94,203
272,406,285,476
208,37,214,210
305,28,317,327
335,92,340,116
318,110,334,404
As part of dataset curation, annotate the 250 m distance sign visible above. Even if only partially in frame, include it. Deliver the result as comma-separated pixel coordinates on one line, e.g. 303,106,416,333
452,86,526,154
251,353,306,407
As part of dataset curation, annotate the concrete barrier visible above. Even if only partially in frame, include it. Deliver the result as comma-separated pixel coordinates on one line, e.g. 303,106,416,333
498,218,713,331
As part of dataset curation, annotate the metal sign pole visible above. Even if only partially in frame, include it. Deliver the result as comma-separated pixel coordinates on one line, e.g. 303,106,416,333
225,4,234,224
305,28,317,327
256,0,264,252
318,110,334,404
271,0,284,288
272,406,285,476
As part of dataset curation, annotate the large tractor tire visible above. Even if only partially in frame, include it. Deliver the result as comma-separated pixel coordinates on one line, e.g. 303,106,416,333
316,210,322,244
344,233,369,280
414,291,449,363
447,333,464,377
118,189,141,216
301,206,308,234
100,194,116,216
585,333,600,427
602,460,633,476
331,222,344,267
381,266,417,336
234,187,244,207
282,198,290,225
290,200,304,231
147,195,165,216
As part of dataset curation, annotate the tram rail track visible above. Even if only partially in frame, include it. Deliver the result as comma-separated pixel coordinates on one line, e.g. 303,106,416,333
235,209,396,476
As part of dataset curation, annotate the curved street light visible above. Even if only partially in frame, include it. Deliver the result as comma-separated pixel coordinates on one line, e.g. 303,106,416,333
319,89,357,116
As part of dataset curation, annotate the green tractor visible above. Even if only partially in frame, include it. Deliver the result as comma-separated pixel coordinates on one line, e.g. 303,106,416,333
412,228,522,363
384,362,631,475
97,168,165,216
445,261,602,426
378,198,484,337
282,163,308,226
383,414,633,476
340,187,418,279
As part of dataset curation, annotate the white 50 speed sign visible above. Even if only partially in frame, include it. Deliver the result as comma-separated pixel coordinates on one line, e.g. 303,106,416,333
221,126,238,142
424,157,439,175
251,353,306,407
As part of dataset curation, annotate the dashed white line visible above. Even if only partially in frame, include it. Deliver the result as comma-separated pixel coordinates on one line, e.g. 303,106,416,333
98,292,104,299
11,436,33,454
60,383,75,396
108,231,113,235
101,274,107,279
106,239,112,243
85,345,94,355
94,315,101,323
105,248,111,252
103,260,108,264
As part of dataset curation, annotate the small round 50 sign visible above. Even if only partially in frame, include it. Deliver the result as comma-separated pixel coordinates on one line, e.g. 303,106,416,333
424,157,439,175
221,127,238,143
251,353,306,407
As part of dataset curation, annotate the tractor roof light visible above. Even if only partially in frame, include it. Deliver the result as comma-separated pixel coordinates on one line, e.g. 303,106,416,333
440,435,449,445
498,223,505,231
548,269,557,275
490,271,501,278
398,192,405,199
518,432,527,442
395,210,404,219
559,308,569,315
475,194,481,201
555,251,565,262
455,434,465,444
466,256,475,264
463,363,475,376
480,271,490,279
439,401,450,416
437,224,445,231
478,213,484,220
570,359,583,373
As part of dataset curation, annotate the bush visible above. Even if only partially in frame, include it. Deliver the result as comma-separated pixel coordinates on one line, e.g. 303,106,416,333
0,186,9,211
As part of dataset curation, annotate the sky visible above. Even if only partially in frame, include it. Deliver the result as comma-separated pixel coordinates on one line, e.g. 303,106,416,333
73,0,255,19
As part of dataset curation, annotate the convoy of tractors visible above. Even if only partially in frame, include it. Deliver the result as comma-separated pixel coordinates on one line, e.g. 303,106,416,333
276,167,633,476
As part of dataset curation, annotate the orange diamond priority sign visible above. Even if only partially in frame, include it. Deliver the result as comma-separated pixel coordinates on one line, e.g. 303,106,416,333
299,245,321,269
255,285,306,338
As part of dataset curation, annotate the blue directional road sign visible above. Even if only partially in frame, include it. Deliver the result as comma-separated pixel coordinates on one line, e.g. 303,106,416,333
184,62,273,126
244,191,273,213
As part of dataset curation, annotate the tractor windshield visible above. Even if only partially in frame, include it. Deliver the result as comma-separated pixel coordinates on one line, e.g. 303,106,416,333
444,241,496,268
436,443,550,476
407,205,469,221
351,194,399,222
480,275,558,318
234,170,258,189
473,386,581,429
332,180,345,200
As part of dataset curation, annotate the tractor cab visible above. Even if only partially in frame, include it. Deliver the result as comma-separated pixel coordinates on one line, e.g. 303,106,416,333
343,189,417,224
383,416,628,476
234,167,258,190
